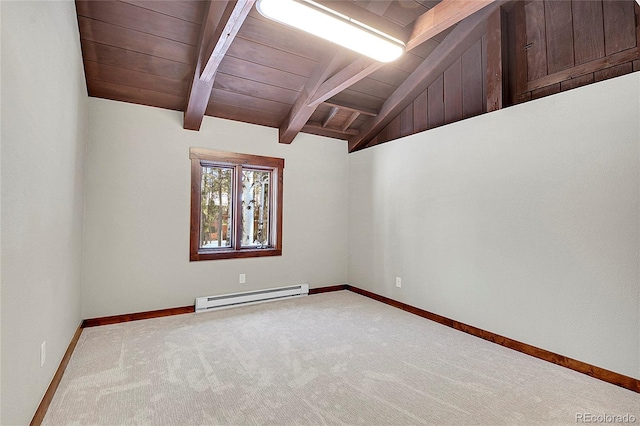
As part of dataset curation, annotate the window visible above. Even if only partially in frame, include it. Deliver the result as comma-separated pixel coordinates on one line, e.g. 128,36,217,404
190,148,284,261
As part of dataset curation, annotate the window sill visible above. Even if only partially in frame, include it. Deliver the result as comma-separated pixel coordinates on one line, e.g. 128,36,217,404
190,248,282,261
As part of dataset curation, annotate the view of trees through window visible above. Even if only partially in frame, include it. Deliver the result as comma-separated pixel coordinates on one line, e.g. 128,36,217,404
242,169,270,247
199,166,271,249
199,166,232,248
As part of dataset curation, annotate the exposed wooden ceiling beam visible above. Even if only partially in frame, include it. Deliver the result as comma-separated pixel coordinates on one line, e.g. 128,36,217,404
322,107,340,128
323,100,377,117
200,0,255,82
307,0,498,108
278,51,351,144
183,0,254,131
406,0,496,51
348,2,501,152
342,111,361,132
305,122,359,136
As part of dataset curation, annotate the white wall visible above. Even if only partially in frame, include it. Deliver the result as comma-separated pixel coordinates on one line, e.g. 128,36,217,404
82,99,349,318
348,72,640,379
1,1,87,424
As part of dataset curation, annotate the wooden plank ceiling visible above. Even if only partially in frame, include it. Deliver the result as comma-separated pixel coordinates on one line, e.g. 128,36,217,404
75,0,495,147
75,0,640,150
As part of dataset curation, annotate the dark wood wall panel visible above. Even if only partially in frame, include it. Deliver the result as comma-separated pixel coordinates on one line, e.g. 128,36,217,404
602,0,637,55
462,38,484,118
525,1,547,81
560,73,594,91
444,58,463,123
544,0,575,73
400,104,414,137
370,34,487,147
427,74,445,129
510,0,639,106
572,0,606,65
594,62,634,81
413,90,428,133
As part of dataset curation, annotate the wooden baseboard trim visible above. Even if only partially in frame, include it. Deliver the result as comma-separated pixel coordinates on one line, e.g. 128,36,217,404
309,284,349,294
347,285,640,393
30,324,83,426
82,305,195,328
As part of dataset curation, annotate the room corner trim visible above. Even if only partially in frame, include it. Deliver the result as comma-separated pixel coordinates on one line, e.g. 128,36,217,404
346,285,640,394
30,324,83,426
82,305,196,328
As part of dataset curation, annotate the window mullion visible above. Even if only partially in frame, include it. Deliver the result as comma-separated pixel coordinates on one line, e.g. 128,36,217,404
233,165,243,250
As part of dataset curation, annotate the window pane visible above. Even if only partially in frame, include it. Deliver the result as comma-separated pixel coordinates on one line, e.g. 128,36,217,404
200,166,232,249
241,169,270,247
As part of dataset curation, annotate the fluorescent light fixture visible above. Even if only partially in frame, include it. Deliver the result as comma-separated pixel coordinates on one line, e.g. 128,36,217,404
256,0,405,63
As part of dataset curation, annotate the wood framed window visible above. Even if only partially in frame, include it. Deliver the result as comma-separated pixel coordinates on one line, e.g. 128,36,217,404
189,148,284,261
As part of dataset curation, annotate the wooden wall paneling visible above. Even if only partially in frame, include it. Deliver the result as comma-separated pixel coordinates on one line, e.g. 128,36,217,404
594,62,634,81
603,0,637,55
544,0,575,74
524,1,547,81
428,74,445,128
75,0,200,45
84,61,187,96
526,47,640,91
485,8,503,112
400,104,414,137
413,89,428,133
560,73,594,91
444,57,463,124
463,38,485,118
482,33,488,113
80,41,193,81
572,0,606,65
77,17,197,65
634,59,640,71
531,82,560,99
387,115,402,141
513,1,531,103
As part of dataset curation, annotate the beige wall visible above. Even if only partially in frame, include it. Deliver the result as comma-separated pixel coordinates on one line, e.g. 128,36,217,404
1,1,88,424
81,99,349,318
348,72,640,379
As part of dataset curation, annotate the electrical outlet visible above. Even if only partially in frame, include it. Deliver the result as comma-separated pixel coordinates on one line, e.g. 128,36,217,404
395,277,402,288
40,341,46,367
239,273,246,284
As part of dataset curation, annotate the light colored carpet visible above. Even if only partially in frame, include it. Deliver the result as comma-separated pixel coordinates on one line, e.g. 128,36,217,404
43,291,639,425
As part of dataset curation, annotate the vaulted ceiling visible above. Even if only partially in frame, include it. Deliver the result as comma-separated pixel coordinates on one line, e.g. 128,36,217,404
75,0,640,151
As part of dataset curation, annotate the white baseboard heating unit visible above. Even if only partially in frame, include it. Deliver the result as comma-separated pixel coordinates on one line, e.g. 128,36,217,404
195,283,309,313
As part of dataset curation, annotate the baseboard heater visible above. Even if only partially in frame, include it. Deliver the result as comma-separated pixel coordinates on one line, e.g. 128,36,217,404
195,283,309,313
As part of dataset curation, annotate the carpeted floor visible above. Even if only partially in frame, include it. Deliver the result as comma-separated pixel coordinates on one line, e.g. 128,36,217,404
43,291,639,425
